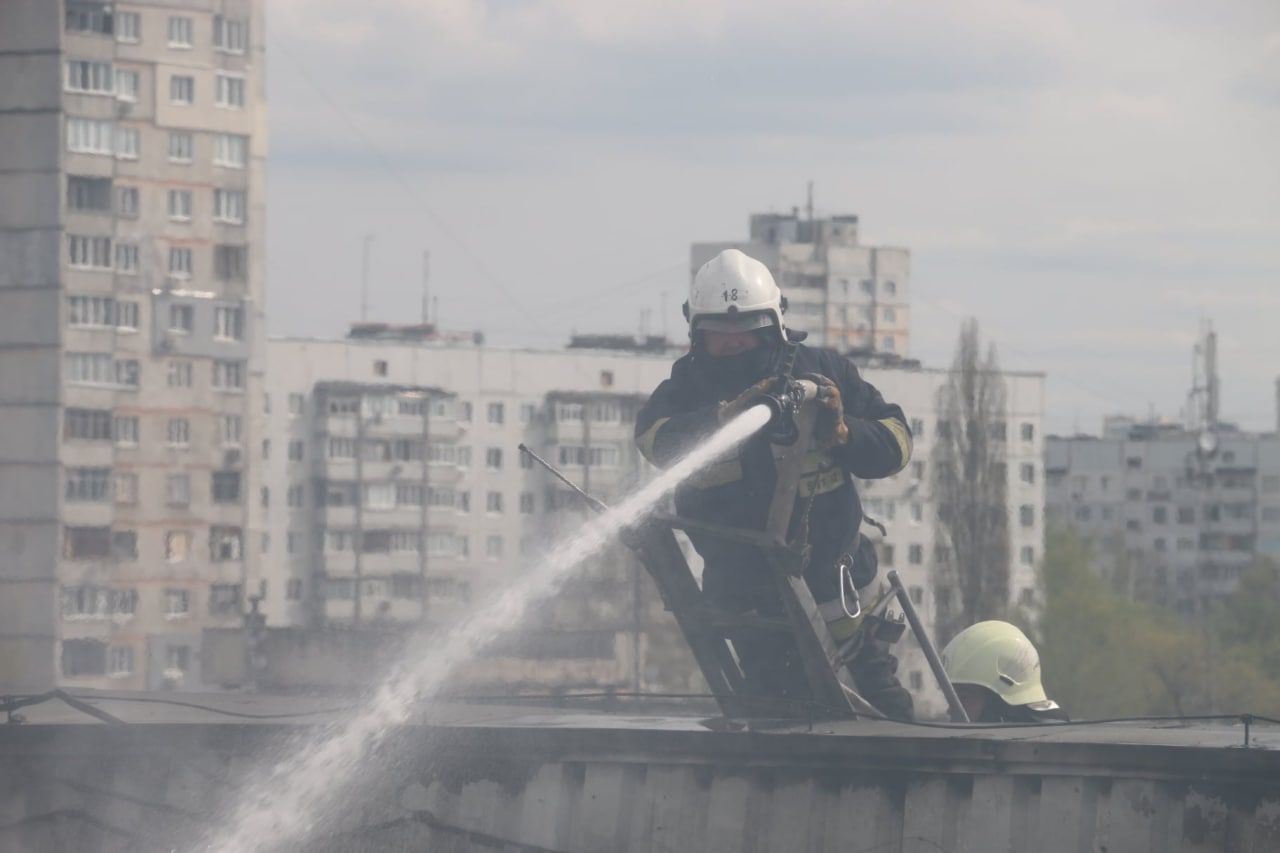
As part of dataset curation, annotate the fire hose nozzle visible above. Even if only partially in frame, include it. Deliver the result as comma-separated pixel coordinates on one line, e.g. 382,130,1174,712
760,378,820,445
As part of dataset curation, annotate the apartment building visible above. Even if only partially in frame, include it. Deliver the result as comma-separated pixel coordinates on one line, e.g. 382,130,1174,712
254,329,1045,712
1046,423,1280,612
692,212,912,356
0,0,267,690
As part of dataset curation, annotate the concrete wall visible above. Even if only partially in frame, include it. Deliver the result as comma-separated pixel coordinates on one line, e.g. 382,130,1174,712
0,0,61,689
0,712,1277,852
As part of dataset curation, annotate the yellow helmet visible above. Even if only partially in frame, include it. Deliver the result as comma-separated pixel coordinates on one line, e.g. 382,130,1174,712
940,621,1047,707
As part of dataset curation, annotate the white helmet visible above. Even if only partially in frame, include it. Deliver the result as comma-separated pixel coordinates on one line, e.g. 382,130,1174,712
941,621,1048,707
684,249,787,341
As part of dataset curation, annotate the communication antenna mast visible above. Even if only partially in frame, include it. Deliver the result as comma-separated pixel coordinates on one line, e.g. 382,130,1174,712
421,251,431,326
360,234,373,322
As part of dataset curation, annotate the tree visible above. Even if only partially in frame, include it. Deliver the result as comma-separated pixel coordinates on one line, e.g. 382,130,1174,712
931,318,1010,642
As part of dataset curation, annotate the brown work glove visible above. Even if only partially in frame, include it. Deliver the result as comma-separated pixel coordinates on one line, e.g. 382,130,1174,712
800,372,849,449
717,376,779,424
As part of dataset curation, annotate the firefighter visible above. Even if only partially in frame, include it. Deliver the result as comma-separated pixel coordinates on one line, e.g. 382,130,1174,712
635,248,915,720
941,621,1070,723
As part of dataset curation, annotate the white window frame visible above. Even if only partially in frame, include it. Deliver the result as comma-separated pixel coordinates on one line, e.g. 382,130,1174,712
115,300,139,331
66,117,114,155
167,417,190,447
221,415,243,446
65,60,114,95
215,73,246,109
213,305,244,341
114,126,139,160
67,235,112,270
168,189,192,222
115,68,139,102
213,133,248,168
114,242,139,274
167,16,193,48
115,12,140,43
116,185,139,217
168,131,193,163
213,360,244,390
213,189,246,224
168,246,193,278
213,15,248,53
170,74,194,105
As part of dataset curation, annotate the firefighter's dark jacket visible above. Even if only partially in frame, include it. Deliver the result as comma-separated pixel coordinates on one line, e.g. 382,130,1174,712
634,342,912,607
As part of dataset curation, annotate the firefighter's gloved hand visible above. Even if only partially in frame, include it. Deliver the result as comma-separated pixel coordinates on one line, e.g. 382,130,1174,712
800,373,849,449
717,376,779,424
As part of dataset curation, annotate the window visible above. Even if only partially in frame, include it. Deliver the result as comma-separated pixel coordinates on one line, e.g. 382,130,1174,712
113,416,138,445
169,247,193,277
166,645,191,674
164,588,190,615
1153,506,1168,525
116,359,139,387
288,393,305,415
108,646,134,676
1020,463,1036,485
286,579,303,600
910,418,925,439
214,306,244,340
167,16,193,47
166,475,190,507
115,72,140,102
66,117,113,154
214,360,245,389
486,535,504,559
64,526,111,559
64,409,113,442
167,360,193,387
222,415,242,445
168,189,193,221
215,244,248,281
116,11,140,42
67,176,112,212
1019,505,1035,527
365,483,395,510
68,295,115,327
213,133,248,167
909,502,923,523
1021,423,1035,442
520,492,535,514
169,304,194,334
116,185,139,217
487,402,505,425
65,467,112,502
213,189,246,224
64,353,111,385
1020,546,1035,566
486,491,504,514
115,243,139,273
114,473,137,504
213,472,241,504
485,448,503,470
287,484,305,508
167,417,190,446
170,75,194,104
112,530,138,561
66,60,114,94
114,126,139,160
210,527,243,561
288,440,304,461
168,131,193,162
908,544,923,565
68,235,112,269
215,74,245,108
61,639,106,677
66,4,115,35
213,15,248,52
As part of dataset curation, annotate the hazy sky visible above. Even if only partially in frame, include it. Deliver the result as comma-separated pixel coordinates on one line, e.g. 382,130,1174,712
265,0,1279,435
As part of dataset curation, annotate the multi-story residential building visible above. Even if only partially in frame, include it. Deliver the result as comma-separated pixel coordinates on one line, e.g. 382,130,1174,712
692,212,911,356
854,362,1047,717
0,0,267,690
1046,423,1280,613
251,328,1045,715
